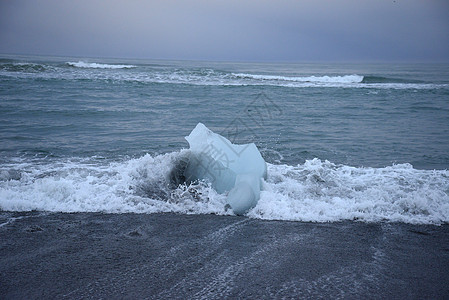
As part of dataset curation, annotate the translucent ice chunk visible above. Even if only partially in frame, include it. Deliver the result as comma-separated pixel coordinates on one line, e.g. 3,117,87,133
184,123,267,215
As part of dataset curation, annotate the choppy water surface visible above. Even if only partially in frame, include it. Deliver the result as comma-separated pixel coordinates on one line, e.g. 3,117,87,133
1,55,448,224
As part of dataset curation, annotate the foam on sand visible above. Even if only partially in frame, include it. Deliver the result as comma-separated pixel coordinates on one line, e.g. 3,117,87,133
1,151,448,224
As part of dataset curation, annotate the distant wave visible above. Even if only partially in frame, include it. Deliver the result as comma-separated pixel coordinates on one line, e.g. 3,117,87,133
2,61,447,90
233,73,364,84
67,61,136,69
1,152,448,224
230,73,446,89
361,76,423,84
0,62,48,73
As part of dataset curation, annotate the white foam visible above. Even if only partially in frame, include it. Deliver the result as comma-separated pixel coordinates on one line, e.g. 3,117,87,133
67,61,136,69
0,152,228,215
249,159,449,224
3,62,447,90
1,153,448,224
139,71,446,89
233,73,364,84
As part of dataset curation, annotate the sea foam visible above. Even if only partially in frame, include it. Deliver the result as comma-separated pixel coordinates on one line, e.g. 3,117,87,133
1,152,448,224
2,60,447,89
67,61,136,69
233,73,364,84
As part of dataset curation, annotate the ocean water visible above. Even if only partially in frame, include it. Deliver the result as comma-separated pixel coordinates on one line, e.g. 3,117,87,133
1,55,448,224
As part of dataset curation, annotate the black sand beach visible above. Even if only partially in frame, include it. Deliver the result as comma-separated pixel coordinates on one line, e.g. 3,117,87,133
1,212,448,299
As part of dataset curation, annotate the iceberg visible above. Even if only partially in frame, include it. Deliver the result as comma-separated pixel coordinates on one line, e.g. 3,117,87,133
184,123,267,215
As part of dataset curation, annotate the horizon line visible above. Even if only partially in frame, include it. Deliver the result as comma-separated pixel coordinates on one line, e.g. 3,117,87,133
1,52,449,65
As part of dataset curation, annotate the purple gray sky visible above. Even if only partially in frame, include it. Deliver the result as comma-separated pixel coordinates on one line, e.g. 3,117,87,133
1,0,448,62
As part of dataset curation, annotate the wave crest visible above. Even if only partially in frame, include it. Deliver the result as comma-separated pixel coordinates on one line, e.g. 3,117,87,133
67,61,136,69
233,73,364,84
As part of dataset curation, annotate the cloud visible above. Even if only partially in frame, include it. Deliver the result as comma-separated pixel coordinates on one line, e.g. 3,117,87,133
1,0,448,61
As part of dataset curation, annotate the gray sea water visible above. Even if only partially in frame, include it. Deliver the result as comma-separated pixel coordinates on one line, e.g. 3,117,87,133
1,55,448,224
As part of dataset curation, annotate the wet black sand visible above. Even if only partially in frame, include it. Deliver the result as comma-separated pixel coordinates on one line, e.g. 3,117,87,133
1,212,448,299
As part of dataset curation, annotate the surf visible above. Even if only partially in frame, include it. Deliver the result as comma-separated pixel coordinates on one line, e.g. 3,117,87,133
1,148,448,224
67,61,136,69
232,73,364,84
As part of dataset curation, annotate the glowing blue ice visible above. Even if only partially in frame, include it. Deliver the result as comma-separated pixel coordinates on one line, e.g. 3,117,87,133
184,123,267,215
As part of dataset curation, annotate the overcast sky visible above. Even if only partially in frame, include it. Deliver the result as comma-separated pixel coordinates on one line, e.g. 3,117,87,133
1,0,448,62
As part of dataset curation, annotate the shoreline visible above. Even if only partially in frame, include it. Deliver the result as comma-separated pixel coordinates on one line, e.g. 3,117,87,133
1,212,448,298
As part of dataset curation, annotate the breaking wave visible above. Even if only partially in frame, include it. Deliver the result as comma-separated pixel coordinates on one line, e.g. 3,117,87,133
1,58,448,89
233,73,364,84
67,61,136,69
1,152,448,224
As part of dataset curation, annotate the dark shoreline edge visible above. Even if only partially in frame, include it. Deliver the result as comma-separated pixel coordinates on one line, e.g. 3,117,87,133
1,211,448,299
